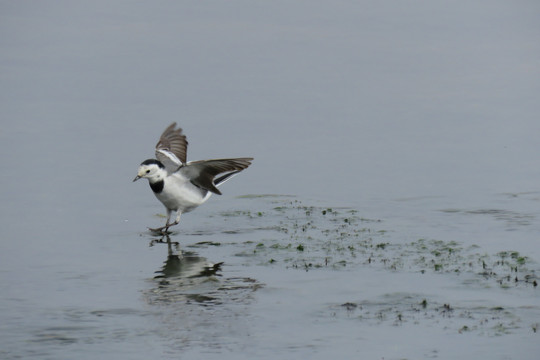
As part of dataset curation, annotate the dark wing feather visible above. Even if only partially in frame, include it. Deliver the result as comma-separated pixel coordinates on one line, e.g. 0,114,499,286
155,122,188,166
180,158,253,195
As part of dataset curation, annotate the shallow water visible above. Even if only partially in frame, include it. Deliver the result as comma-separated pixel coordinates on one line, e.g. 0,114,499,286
2,195,538,359
1,1,539,359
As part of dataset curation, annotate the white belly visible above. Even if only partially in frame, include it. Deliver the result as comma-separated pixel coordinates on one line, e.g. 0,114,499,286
155,174,211,212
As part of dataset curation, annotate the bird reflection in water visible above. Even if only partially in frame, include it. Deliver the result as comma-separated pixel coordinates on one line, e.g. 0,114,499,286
148,235,224,304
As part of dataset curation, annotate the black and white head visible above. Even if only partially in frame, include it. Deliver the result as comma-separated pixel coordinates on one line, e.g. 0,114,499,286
133,159,166,182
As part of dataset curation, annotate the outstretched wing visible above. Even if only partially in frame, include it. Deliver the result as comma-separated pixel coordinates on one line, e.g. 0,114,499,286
155,123,188,171
180,158,253,195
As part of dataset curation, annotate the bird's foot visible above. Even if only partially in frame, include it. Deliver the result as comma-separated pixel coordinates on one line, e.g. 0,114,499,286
148,222,179,234
148,226,171,234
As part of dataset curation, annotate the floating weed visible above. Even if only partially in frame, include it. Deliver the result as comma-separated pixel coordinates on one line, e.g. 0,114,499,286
222,197,538,286
215,196,539,338
220,210,254,218
331,295,533,336
188,241,222,248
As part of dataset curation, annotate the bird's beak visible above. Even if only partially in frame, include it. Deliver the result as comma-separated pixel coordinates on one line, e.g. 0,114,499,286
133,175,141,182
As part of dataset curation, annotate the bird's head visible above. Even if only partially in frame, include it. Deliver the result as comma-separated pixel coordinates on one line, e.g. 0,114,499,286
133,159,166,182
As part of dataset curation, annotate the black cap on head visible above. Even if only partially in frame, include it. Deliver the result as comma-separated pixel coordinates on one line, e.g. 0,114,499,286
140,159,165,168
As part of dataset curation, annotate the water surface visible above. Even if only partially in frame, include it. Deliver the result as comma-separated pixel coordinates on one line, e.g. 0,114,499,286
1,1,539,359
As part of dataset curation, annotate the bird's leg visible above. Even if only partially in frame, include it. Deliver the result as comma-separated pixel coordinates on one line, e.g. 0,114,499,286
164,211,182,231
149,210,182,233
148,210,173,233
164,209,172,228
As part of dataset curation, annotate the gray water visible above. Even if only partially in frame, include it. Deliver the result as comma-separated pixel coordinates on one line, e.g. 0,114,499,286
1,1,539,359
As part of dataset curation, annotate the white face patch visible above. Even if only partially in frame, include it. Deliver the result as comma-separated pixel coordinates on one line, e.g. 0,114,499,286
138,164,161,179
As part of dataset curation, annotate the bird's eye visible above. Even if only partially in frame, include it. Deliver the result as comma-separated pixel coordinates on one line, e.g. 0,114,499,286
146,170,150,174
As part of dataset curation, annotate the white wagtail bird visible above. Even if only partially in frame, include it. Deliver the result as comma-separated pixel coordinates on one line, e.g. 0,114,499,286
133,123,253,233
